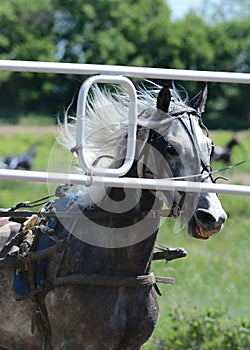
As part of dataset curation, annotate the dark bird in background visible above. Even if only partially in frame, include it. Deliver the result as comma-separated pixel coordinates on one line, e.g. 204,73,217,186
3,145,37,170
212,138,239,164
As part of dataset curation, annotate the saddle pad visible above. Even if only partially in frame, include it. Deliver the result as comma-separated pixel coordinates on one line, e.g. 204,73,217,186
0,217,21,253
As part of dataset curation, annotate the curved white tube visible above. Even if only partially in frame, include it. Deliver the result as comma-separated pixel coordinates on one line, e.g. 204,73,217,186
75,75,137,176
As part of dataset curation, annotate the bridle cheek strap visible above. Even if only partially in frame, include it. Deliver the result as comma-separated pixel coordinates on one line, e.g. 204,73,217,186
179,114,215,183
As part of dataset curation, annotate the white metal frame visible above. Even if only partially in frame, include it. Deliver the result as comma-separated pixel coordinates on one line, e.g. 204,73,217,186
76,75,137,176
0,168,250,196
1,60,250,83
0,59,249,196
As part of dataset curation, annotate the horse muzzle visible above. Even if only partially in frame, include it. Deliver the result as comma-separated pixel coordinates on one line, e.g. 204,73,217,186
188,202,227,240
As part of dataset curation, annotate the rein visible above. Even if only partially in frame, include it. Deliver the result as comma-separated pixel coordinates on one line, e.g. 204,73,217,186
0,208,180,220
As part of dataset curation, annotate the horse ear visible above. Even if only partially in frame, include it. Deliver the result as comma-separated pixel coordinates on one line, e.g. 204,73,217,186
189,83,208,113
157,84,171,113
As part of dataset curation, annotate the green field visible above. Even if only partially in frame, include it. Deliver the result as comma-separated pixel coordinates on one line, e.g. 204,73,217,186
0,126,70,207
0,127,250,349
147,130,250,349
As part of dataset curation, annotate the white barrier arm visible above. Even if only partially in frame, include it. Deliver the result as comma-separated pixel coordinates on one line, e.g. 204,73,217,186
0,169,250,196
1,60,250,83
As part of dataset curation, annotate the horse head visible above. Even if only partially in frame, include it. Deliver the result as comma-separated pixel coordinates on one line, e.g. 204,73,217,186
135,83,227,240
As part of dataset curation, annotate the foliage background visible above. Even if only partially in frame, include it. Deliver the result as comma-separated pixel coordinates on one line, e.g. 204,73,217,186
0,0,250,129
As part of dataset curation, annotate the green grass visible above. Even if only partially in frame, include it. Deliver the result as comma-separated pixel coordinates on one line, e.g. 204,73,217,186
0,128,72,206
211,129,250,175
1,127,250,349
143,192,250,349
143,129,250,349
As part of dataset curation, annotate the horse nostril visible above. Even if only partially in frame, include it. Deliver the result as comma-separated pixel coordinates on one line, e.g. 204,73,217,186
195,209,227,229
218,215,226,225
195,210,216,226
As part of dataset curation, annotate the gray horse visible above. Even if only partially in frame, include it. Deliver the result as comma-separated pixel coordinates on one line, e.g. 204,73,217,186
0,83,227,350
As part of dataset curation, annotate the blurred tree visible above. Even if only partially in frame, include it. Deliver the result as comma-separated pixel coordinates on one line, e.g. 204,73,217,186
0,0,173,121
167,13,214,70
0,0,58,120
52,0,172,67
204,17,250,129
0,0,249,129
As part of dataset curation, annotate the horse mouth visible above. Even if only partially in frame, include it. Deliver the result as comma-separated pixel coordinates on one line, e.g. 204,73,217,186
188,217,218,240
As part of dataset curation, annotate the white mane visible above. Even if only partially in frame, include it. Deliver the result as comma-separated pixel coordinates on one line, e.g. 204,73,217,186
57,83,188,208
59,86,126,174
58,83,187,165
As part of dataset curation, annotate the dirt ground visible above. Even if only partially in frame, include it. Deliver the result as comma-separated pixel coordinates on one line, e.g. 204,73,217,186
0,125,57,137
226,172,250,185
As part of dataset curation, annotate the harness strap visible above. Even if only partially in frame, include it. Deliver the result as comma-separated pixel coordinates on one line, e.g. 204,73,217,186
49,271,174,288
25,271,175,300
179,114,214,182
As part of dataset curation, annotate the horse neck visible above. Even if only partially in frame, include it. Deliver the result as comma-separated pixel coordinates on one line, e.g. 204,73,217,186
103,187,161,275
58,163,163,277
101,161,163,275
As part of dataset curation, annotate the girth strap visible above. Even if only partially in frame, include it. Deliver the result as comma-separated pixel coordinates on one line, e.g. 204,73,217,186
47,271,175,289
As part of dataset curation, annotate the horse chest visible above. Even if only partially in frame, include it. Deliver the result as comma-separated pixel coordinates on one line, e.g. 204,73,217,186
45,285,158,349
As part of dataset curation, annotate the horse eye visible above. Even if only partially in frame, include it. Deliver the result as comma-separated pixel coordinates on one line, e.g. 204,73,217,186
166,144,178,155
152,136,178,156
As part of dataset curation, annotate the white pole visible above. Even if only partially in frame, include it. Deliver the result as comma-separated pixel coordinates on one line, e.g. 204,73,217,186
0,60,249,196
0,169,250,196
1,60,250,83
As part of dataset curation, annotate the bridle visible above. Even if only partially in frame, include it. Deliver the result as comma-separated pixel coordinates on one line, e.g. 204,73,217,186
146,107,215,217
174,109,215,183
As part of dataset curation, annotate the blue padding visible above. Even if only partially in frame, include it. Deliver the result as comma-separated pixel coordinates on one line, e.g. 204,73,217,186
14,270,30,295
55,193,79,211
35,234,51,287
